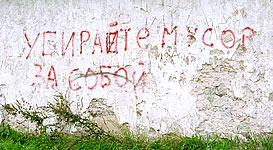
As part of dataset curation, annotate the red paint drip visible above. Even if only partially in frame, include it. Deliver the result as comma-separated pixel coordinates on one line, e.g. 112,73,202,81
138,62,144,65
110,21,118,27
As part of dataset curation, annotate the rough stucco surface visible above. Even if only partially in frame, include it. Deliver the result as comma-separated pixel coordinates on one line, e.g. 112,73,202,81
0,0,272,138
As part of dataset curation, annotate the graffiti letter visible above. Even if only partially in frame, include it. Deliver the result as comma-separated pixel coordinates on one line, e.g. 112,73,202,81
106,31,118,54
80,31,90,54
32,64,46,88
202,28,214,47
25,32,40,59
93,33,103,54
120,28,131,51
68,68,81,91
136,27,150,48
162,26,177,48
221,29,235,49
47,65,58,87
100,66,111,88
62,32,75,57
42,31,57,56
114,67,128,88
242,27,255,48
85,68,98,90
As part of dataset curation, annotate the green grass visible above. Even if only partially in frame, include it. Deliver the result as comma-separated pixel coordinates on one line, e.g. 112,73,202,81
0,124,272,150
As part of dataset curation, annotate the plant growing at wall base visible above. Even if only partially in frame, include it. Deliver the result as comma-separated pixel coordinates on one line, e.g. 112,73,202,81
1,92,118,145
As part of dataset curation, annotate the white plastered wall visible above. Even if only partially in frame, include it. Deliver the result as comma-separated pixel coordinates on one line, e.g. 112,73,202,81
0,0,272,137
